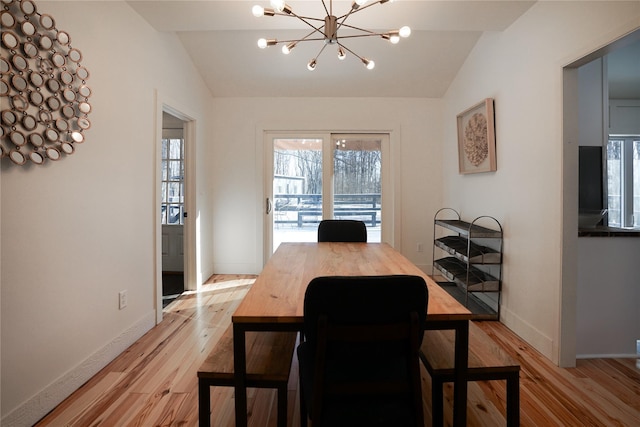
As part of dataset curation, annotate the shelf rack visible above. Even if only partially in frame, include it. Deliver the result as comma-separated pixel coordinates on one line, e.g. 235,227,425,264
432,208,503,320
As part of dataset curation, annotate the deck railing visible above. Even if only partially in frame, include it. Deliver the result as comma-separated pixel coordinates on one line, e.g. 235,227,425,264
274,193,381,227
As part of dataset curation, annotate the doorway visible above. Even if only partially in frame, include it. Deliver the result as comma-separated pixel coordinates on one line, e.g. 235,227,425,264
562,30,640,365
265,132,389,255
161,111,186,307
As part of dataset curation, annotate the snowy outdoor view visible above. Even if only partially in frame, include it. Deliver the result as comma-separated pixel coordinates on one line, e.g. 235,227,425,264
272,136,383,250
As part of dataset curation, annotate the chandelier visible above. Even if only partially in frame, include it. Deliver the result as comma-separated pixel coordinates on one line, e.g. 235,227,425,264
252,0,411,71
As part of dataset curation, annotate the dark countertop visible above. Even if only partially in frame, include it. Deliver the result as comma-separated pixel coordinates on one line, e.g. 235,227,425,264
578,226,640,237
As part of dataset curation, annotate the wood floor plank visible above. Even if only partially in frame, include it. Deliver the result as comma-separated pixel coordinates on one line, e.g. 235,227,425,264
35,274,640,427
98,393,149,426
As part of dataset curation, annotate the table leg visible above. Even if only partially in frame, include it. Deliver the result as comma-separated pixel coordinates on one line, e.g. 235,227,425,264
453,320,469,427
198,379,210,427
233,324,248,427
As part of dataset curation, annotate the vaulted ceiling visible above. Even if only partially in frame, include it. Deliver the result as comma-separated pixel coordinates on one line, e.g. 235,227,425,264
128,0,535,97
128,1,639,98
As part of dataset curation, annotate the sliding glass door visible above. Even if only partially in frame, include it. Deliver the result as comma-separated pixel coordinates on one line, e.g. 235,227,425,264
332,134,382,242
266,132,387,254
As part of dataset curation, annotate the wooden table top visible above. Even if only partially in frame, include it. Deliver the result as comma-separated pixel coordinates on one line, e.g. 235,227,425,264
232,242,472,324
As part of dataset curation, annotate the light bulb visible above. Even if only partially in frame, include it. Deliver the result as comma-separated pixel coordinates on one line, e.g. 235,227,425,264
257,38,268,49
399,26,411,38
362,58,375,70
307,59,317,71
337,47,346,60
252,5,264,17
356,0,368,5
390,34,400,44
282,43,296,54
270,0,285,12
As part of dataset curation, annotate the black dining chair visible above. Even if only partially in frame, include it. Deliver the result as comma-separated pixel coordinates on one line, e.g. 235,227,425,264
317,219,367,242
297,275,428,427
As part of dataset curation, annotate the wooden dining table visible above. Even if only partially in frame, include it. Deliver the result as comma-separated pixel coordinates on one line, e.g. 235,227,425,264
231,242,473,427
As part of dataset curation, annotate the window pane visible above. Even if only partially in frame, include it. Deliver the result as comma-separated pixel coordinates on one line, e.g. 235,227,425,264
607,140,622,227
160,137,185,226
161,205,167,224
161,159,168,181
169,139,182,159
272,138,323,252
168,160,182,180
167,204,182,224
161,182,168,203
333,136,381,242
162,139,168,159
634,140,640,227
168,182,182,203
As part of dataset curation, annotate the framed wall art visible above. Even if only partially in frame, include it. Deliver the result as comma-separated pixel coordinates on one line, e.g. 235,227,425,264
457,98,496,174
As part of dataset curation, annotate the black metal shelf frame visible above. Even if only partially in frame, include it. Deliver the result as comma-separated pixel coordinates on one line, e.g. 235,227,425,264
432,208,503,320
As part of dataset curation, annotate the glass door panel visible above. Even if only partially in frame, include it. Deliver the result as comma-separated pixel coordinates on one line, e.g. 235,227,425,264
607,139,622,227
332,135,382,242
634,139,639,228
273,137,323,251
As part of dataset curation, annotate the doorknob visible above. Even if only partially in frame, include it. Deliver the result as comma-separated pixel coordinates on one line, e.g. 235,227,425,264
266,198,272,214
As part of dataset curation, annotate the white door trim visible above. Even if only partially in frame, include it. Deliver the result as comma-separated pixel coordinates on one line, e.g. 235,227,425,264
154,92,196,324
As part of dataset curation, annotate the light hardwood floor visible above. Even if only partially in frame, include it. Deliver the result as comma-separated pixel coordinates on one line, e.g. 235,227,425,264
36,274,640,426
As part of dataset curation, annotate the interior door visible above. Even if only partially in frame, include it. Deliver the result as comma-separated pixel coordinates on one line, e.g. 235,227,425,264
160,114,185,299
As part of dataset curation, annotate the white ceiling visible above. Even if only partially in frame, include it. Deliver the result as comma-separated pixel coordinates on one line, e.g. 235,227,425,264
128,0,639,98
128,0,536,97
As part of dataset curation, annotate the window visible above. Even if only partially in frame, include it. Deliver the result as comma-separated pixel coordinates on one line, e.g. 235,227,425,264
161,137,184,225
268,133,388,253
607,136,640,228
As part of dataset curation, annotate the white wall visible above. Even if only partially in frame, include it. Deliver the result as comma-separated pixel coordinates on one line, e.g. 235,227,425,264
209,98,444,274
0,2,214,425
578,58,606,147
609,99,640,133
577,237,640,357
441,1,640,364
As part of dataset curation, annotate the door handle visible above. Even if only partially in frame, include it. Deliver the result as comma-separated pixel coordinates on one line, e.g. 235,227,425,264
266,197,272,215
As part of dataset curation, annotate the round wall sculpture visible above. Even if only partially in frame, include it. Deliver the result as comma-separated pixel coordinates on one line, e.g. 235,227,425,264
1,0,91,166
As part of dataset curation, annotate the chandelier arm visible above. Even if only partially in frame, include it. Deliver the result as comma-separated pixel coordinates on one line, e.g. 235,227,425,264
315,42,329,60
335,8,355,35
335,0,386,20
274,36,329,44
336,22,382,36
280,12,330,39
336,33,387,40
350,0,386,14
273,12,326,40
321,0,330,17
279,27,327,45
336,41,365,62
273,12,325,23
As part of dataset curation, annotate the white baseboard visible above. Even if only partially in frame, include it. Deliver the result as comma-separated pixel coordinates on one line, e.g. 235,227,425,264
577,353,639,359
500,305,555,361
2,311,156,427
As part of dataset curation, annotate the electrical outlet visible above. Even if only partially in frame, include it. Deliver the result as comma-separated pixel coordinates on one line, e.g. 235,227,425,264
119,290,127,310
417,243,424,252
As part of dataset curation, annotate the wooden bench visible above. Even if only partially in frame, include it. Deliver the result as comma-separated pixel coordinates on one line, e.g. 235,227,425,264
420,321,520,426
198,325,298,427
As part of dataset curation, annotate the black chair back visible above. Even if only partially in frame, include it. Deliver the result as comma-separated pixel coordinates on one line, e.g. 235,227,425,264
297,275,428,427
317,219,367,242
